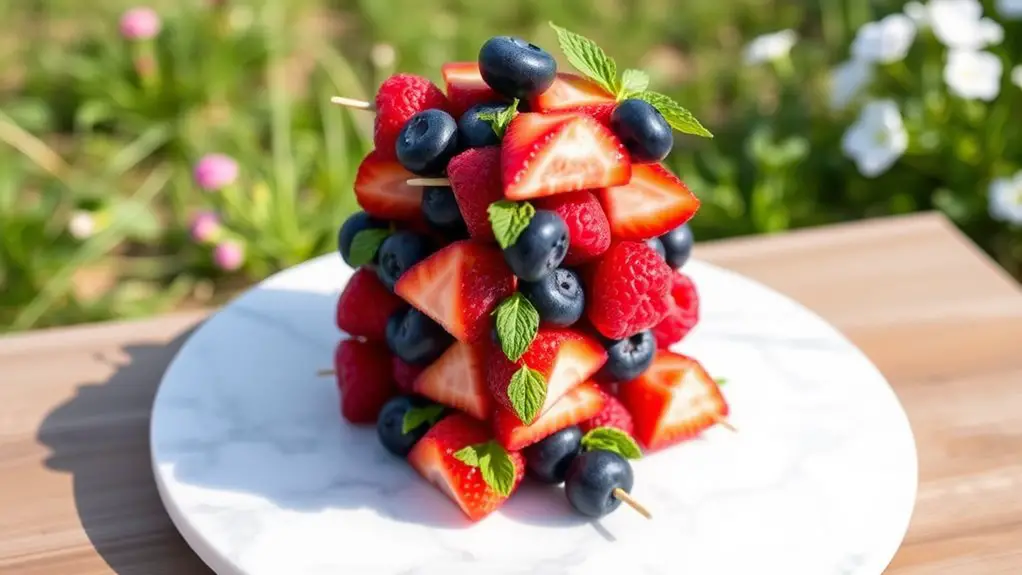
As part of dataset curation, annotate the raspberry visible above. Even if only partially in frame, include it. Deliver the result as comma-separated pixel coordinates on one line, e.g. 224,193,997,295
392,356,425,393
652,271,700,348
447,147,503,242
335,268,406,341
586,241,673,340
334,340,397,424
535,191,610,265
373,74,450,160
580,390,634,436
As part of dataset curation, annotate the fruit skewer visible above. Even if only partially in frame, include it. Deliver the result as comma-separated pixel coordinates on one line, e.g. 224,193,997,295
330,96,375,111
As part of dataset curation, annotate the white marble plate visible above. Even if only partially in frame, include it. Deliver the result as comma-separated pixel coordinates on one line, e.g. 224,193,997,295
151,255,917,575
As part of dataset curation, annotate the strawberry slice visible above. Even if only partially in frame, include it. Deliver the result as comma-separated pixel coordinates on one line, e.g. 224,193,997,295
408,413,525,521
502,112,630,201
441,62,506,119
354,150,423,222
493,381,605,450
395,240,515,342
487,327,607,424
596,163,700,241
529,73,617,125
619,350,729,451
413,341,491,420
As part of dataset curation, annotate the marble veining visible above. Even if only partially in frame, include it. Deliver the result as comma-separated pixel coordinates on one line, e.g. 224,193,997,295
150,256,918,575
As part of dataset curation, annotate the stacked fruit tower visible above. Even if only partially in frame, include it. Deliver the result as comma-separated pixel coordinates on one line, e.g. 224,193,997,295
328,23,729,522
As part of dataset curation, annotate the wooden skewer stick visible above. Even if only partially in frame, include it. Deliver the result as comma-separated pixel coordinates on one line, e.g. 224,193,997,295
406,177,451,187
330,97,375,111
713,413,738,432
317,368,336,377
612,488,652,519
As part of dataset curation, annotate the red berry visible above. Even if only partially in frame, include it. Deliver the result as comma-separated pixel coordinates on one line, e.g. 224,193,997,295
535,191,611,265
335,268,406,341
493,382,604,451
373,74,450,160
529,73,616,126
354,150,423,221
335,340,397,424
579,390,634,436
441,62,505,119
652,271,700,348
587,241,673,340
448,147,504,242
413,341,491,420
392,356,425,394
597,163,700,241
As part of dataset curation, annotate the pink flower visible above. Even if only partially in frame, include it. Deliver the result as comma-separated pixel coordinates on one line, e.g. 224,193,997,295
189,211,221,243
193,153,239,191
213,240,245,271
119,7,162,41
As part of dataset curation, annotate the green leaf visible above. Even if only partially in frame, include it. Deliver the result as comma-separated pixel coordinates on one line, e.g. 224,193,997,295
635,91,714,138
715,377,728,386
549,22,618,95
480,99,520,138
494,293,540,361
487,200,536,249
619,69,650,97
507,366,547,424
402,403,445,435
581,427,643,459
348,228,390,266
452,441,517,497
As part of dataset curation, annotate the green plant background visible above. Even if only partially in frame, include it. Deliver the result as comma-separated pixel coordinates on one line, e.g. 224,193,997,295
1,0,1020,333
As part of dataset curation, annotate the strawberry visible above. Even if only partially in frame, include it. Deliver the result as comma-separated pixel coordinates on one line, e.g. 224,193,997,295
596,163,700,241
395,240,515,342
335,268,406,341
652,271,700,348
408,413,526,521
579,390,634,436
535,191,611,265
441,62,505,119
587,241,673,340
335,339,397,424
619,350,729,451
392,356,425,393
487,327,607,424
447,147,504,242
354,151,423,222
373,74,450,159
502,112,630,200
413,341,491,420
493,381,605,450
529,73,617,125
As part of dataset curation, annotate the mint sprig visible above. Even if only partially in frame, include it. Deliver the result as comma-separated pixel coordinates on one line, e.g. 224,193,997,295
478,99,520,139
581,426,642,459
453,440,517,497
402,403,445,435
715,377,728,386
487,200,535,249
348,228,390,266
494,292,540,362
549,23,618,95
635,91,713,138
619,69,650,96
507,365,547,425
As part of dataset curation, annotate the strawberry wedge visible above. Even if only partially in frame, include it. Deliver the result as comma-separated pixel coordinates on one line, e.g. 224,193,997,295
493,381,605,450
442,62,505,118
413,341,491,420
354,150,423,222
529,73,617,126
596,163,700,241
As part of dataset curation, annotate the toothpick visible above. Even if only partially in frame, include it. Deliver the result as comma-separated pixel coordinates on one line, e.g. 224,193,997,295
612,488,652,519
330,97,375,112
317,368,336,377
406,177,451,187
713,414,737,432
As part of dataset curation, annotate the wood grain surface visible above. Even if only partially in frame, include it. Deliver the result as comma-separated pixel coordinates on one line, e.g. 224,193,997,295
1,212,1020,575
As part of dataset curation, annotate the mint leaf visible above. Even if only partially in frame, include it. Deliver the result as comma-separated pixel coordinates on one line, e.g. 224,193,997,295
494,293,539,362
619,69,650,97
635,91,713,138
481,99,519,139
453,441,516,497
487,200,535,249
348,228,390,266
402,403,445,435
715,377,727,386
507,366,547,424
581,427,642,459
549,22,618,95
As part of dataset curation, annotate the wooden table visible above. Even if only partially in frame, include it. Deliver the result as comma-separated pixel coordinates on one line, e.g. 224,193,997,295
1,212,1020,575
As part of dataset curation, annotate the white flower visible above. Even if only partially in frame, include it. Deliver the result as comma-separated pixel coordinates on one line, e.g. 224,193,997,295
1012,65,1022,89
944,49,1002,101
743,29,798,64
841,100,908,178
988,172,1022,225
829,59,874,110
851,14,917,64
904,1,930,24
68,211,96,239
996,0,1022,19
929,0,1002,49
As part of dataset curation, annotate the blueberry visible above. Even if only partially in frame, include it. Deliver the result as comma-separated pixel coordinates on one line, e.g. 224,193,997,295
603,330,656,382
659,223,693,269
421,186,467,235
337,211,387,267
524,425,582,484
502,210,569,282
376,231,432,290
564,449,635,518
395,109,459,176
377,395,438,457
385,308,453,365
519,268,584,326
644,237,666,261
610,99,674,164
478,36,557,100
457,102,506,148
